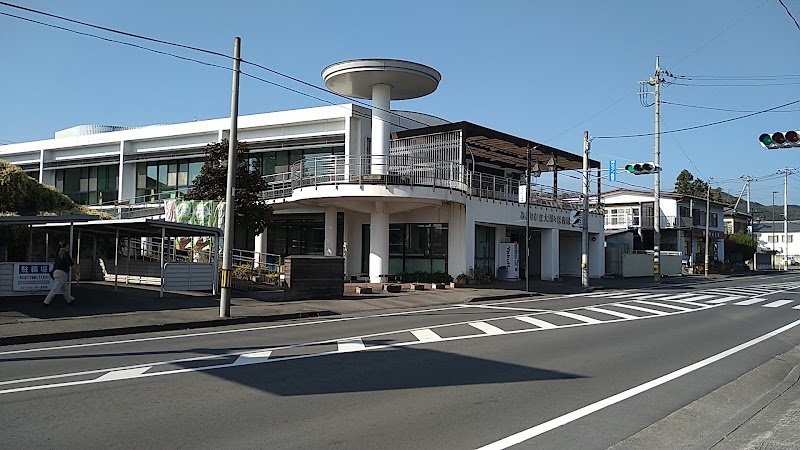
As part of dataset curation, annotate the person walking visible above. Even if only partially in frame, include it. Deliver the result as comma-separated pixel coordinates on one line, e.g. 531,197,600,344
44,240,75,306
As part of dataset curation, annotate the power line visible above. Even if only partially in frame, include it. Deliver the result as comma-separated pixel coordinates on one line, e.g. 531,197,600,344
661,116,704,177
0,9,421,134
662,100,800,113
0,1,433,131
670,81,800,87
594,98,800,139
778,0,800,31
671,74,800,80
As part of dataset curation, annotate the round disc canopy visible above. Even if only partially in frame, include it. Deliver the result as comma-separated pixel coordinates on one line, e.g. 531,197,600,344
322,59,441,100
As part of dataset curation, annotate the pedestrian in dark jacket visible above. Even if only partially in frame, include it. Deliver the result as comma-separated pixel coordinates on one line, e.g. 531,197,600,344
44,240,75,306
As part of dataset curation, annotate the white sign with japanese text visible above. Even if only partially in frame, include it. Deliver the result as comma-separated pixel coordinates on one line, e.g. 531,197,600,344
12,263,54,291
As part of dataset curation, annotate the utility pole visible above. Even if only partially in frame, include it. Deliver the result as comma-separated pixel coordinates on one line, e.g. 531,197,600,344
220,37,241,318
525,145,531,293
581,131,590,288
705,180,711,278
650,57,663,283
782,168,792,270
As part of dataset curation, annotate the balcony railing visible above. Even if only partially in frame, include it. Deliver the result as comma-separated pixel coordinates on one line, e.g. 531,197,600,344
262,154,596,210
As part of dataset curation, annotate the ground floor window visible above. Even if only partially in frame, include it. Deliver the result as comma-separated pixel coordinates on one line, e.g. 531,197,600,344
361,223,448,274
475,225,495,276
266,213,343,257
55,165,118,205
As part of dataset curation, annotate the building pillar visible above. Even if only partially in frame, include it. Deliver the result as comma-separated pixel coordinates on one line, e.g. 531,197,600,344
371,84,391,175
541,228,560,281
324,208,337,257
369,202,389,283
448,203,468,277
254,229,268,267
589,233,604,278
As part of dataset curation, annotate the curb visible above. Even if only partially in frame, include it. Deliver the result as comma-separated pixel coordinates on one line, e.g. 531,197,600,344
0,310,339,347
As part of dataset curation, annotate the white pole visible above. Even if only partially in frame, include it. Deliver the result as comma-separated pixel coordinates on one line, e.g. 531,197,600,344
653,56,661,284
705,183,711,278
581,131,590,288
220,37,241,317
784,168,789,271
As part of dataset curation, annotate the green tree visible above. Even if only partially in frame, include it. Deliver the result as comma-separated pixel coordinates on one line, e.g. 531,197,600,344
724,231,758,262
184,140,272,236
674,169,722,202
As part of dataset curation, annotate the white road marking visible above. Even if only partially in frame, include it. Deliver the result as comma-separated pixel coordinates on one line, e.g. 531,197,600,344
469,322,506,335
633,300,692,312
476,318,800,449
735,298,768,306
583,307,639,320
663,299,712,308
515,316,557,329
629,293,671,300
461,304,547,313
707,296,744,304
603,292,648,298
232,350,273,366
763,300,794,308
411,329,442,343
676,295,717,303
612,303,668,315
657,292,705,301
553,311,602,324
0,305,722,396
337,338,365,352
794,305,800,309
95,366,151,382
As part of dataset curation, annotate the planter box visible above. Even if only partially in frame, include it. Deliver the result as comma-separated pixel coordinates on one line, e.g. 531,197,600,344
355,286,373,294
383,284,402,293
431,283,446,290
410,284,425,291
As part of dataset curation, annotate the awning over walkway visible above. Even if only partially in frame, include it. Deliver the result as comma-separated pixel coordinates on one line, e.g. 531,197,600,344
31,218,221,238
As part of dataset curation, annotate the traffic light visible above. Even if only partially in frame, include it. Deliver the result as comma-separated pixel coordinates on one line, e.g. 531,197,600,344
759,131,800,149
624,162,661,175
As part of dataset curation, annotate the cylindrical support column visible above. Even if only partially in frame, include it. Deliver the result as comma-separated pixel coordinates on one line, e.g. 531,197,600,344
324,208,337,257
371,84,391,175
369,202,389,283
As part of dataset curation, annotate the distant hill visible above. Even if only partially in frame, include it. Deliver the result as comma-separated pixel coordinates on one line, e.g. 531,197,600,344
721,190,800,221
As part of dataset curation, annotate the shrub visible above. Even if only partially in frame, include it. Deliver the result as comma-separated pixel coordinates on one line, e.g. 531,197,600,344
400,271,453,284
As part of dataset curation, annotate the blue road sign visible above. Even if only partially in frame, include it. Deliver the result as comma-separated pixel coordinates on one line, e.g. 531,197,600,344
609,160,617,182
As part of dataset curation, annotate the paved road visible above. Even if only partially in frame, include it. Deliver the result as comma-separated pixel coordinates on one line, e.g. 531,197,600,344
2,273,800,449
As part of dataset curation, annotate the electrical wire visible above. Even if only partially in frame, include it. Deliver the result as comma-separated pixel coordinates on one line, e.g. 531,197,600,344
669,81,800,87
778,0,800,31
594,98,800,139
662,100,800,113
661,116,704,177
0,9,421,134
0,1,433,130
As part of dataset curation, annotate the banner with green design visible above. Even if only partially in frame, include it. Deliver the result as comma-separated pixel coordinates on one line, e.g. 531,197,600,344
164,199,227,252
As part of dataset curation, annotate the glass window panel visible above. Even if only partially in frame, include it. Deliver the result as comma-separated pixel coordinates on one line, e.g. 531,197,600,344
158,163,168,188
167,171,177,187
289,150,302,165
263,152,277,175
431,258,446,273
55,170,64,192
430,224,448,256
408,224,431,256
88,192,98,204
405,258,431,273
147,164,158,189
389,224,404,256
388,257,403,274
178,171,188,186
189,161,203,185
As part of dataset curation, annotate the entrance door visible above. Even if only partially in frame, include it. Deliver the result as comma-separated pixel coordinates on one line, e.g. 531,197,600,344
475,225,495,277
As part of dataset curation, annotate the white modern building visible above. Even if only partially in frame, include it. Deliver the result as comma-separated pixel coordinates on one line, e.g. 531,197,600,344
602,189,726,267
0,59,606,283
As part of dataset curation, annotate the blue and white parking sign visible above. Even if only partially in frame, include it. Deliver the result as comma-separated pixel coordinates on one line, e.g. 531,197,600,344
12,263,53,291
609,160,617,182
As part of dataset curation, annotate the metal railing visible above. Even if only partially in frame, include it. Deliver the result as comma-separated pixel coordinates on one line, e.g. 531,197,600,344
262,154,594,210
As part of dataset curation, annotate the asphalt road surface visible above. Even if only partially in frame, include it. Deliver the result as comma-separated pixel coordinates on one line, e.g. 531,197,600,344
2,272,800,449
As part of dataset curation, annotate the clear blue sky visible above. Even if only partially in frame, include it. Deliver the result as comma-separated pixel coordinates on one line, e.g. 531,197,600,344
1,0,798,206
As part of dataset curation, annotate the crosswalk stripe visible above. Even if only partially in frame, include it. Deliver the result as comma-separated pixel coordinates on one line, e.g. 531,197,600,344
232,350,273,366
634,300,692,311
613,303,668,315
794,305,800,310
411,329,442,342
630,293,671,300
337,338,365,352
584,307,639,320
763,300,794,308
707,296,744,304
658,292,704,301
735,298,768,306
553,311,602,324
586,292,621,297
663,299,711,307
469,321,506,335
515,316,557,329
96,366,151,381
674,294,716,303
605,292,650,298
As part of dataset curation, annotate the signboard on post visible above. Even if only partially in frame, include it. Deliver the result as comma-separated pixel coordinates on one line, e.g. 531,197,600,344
518,185,527,204
609,160,617,182
12,263,53,291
